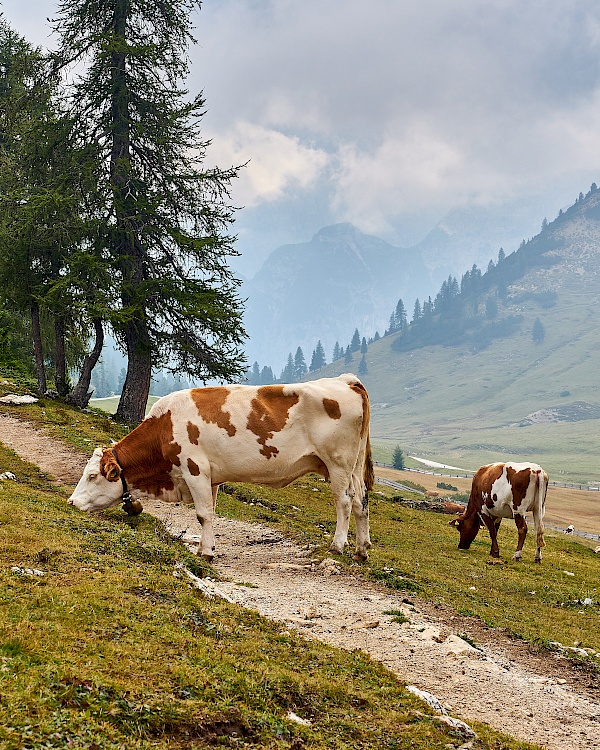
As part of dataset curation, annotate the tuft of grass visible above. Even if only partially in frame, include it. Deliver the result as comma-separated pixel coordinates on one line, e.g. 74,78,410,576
383,609,410,625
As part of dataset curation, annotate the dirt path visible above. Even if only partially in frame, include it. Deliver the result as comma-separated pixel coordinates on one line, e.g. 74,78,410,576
1,412,599,749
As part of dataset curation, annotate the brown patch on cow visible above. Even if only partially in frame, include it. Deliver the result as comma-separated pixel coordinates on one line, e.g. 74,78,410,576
109,410,181,496
187,421,200,445
246,386,299,459
164,441,182,467
473,463,504,509
485,492,496,509
349,382,370,438
323,398,341,420
187,458,201,476
462,463,505,524
191,387,236,437
506,466,532,509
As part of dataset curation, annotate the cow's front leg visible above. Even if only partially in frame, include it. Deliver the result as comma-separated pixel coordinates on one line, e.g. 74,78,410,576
481,514,501,558
186,473,216,561
328,472,352,556
513,513,528,561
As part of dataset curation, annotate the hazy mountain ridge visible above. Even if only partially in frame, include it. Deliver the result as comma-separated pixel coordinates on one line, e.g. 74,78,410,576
242,197,568,371
242,223,430,370
314,187,600,482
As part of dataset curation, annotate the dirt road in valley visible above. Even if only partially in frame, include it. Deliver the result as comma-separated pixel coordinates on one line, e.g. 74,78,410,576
1,411,600,750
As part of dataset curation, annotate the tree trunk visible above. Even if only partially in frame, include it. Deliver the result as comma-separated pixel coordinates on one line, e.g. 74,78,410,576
115,320,152,424
110,0,151,425
30,300,47,395
54,317,69,396
66,318,104,409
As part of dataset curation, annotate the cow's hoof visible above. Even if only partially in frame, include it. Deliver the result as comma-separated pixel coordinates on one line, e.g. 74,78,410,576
352,551,368,562
534,558,542,564
201,553,214,563
328,545,344,556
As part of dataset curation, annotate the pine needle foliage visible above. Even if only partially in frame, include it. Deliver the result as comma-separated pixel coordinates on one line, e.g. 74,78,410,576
51,0,247,422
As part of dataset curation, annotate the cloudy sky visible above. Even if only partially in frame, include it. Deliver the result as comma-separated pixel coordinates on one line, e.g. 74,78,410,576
3,0,600,274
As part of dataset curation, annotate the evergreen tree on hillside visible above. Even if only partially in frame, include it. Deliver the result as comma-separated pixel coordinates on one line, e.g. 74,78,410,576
392,445,405,470
250,361,261,385
373,331,381,342
532,318,545,343
53,0,246,423
485,296,498,320
294,347,307,380
350,328,361,352
358,354,368,375
260,365,274,384
395,299,407,331
412,298,422,323
344,345,353,364
332,341,342,361
497,247,506,264
281,353,295,382
309,340,326,372
360,337,368,354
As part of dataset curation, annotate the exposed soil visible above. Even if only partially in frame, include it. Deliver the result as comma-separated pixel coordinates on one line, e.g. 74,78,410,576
1,411,600,750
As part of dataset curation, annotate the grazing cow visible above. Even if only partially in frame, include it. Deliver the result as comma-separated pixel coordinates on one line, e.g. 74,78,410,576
449,462,548,562
69,374,374,561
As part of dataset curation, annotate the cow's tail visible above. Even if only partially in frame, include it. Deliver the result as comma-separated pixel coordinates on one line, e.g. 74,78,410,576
348,379,374,503
535,469,548,549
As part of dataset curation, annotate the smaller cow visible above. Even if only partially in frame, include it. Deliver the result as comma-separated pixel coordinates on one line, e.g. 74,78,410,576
449,462,548,563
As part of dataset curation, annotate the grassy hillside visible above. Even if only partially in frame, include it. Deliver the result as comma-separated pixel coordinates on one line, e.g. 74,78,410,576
0,428,541,750
319,193,600,486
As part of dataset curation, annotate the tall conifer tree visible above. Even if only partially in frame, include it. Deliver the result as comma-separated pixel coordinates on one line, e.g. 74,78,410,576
53,0,246,423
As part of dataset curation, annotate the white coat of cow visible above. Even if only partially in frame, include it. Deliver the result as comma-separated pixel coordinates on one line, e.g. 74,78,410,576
69,374,374,560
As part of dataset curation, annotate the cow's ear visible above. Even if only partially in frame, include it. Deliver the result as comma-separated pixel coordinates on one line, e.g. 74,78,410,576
102,457,121,482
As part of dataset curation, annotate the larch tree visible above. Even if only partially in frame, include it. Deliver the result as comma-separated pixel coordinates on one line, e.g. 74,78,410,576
53,0,246,423
0,17,105,403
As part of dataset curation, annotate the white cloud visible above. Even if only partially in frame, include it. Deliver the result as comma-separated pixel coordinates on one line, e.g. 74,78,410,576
206,121,330,207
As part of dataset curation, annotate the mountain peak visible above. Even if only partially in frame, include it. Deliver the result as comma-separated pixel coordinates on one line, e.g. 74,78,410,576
313,222,361,241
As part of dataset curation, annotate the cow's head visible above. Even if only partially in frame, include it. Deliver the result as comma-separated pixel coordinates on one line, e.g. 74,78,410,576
449,512,482,550
69,447,124,512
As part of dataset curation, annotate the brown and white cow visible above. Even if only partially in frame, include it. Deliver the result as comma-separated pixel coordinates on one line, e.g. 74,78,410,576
69,374,374,561
449,462,548,562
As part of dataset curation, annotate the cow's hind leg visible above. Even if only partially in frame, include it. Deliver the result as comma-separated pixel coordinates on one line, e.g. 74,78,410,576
185,473,217,561
533,507,545,563
328,470,353,556
350,475,371,561
513,513,528,561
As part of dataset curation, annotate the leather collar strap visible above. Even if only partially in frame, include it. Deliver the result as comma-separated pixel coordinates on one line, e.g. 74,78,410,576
111,447,131,503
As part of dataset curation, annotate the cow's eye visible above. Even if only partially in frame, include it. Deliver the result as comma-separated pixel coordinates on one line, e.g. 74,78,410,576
88,473,98,481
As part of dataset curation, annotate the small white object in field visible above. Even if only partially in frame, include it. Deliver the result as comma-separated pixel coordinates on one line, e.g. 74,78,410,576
0,394,38,405
287,712,311,726
11,566,45,577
